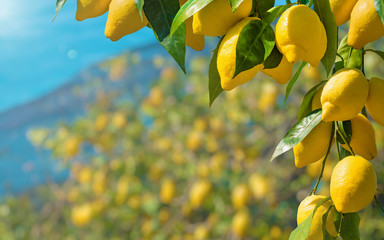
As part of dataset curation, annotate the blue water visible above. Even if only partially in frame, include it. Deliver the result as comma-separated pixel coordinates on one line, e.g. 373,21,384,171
0,0,286,113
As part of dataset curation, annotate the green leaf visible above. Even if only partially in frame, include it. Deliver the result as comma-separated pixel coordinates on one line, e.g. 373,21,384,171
263,46,283,69
313,0,337,77
336,121,352,145
144,0,186,72
285,61,307,102
134,0,145,19
262,4,293,24
374,0,384,25
209,39,224,107
234,19,275,78
258,0,275,13
289,197,331,240
53,0,67,21
335,34,362,71
170,0,214,35
271,109,322,161
365,49,384,61
300,0,311,5
297,80,326,121
322,206,337,240
144,0,181,42
340,213,360,240
229,0,244,12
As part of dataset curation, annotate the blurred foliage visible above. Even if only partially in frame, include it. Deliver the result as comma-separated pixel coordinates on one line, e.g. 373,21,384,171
2,48,384,239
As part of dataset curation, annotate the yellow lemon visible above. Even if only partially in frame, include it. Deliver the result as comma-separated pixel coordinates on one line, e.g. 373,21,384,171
311,86,324,111
231,209,251,238
276,5,327,66
366,77,384,126
105,0,148,41
294,121,334,168
71,203,93,227
306,160,334,181
348,0,384,49
321,68,368,122
64,136,82,158
76,0,111,21
248,173,269,200
92,170,106,195
189,180,212,209
231,184,251,210
111,111,126,129
341,114,377,160
192,0,253,36
261,55,293,84
194,225,209,240
330,155,377,213
180,0,205,51
297,195,338,238
160,179,176,204
217,17,264,90
95,113,108,132
330,0,359,26
115,175,130,205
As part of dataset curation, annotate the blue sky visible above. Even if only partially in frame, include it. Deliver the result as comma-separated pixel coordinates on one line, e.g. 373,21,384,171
0,0,285,113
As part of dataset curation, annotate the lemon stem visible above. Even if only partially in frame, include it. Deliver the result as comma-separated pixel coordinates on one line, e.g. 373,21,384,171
310,123,335,195
374,195,384,214
338,214,344,235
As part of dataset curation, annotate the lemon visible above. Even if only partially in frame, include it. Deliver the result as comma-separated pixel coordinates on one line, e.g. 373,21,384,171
311,86,324,111
105,0,148,41
64,136,81,158
95,113,108,132
294,121,334,168
231,209,251,238
348,0,384,49
112,111,126,129
71,203,93,227
217,17,264,90
366,77,384,126
231,184,251,210
192,0,253,37
341,114,377,160
321,68,368,122
160,179,176,204
297,195,338,239
275,5,327,66
330,0,358,26
76,0,111,21
330,156,377,213
194,225,209,240
189,180,212,209
261,56,293,84
248,173,269,200
180,0,205,51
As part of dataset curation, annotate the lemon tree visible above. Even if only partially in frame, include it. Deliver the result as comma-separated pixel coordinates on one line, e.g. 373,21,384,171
49,0,384,238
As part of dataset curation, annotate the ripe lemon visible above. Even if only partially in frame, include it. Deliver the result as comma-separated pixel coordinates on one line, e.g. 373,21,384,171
231,184,251,210
76,0,111,21
330,156,377,213
189,180,212,209
311,86,324,111
294,121,334,168
71,203,93,227
217,17,264,90
321,68,368,122
366,77,384,126
297,195,338,239
180,0,205,51
248,174,269,200
348,0,384,49
341,114,377,160
105,0,148,41
261,56,293,84
160,179,176,204
330,0,358,26
231,209,251,238
192,0,252,36
275,5,327,66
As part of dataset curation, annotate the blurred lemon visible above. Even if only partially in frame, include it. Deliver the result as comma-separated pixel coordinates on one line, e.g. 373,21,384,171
189,179,212,209
160,179,176,204
248,173,269,200
194,225,209,240
64,136,82,158
186,131,203,151
115,175,130,205
111,111,126,129
71,203,93,227
231,209,251,238
95,113,109,132
231,183,251,210
92,170,106,196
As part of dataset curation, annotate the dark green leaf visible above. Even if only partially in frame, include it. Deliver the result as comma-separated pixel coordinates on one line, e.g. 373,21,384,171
134,0,145,18
336,34,362,71
340,213,360,240
297,80,326,121
336,121,352,145
365,49,384,61
271,109,322,161
258,0,275,13
313,0,337,76
263,46,283,69
209,39,224,107
285,61,307,102
170,0,214,35
144,0,180,42
334,208,342,233
374,0,384,25
53,0,67,21
262,4,293,24
229,0,244,12
234,19,275,77
300,0,311,5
